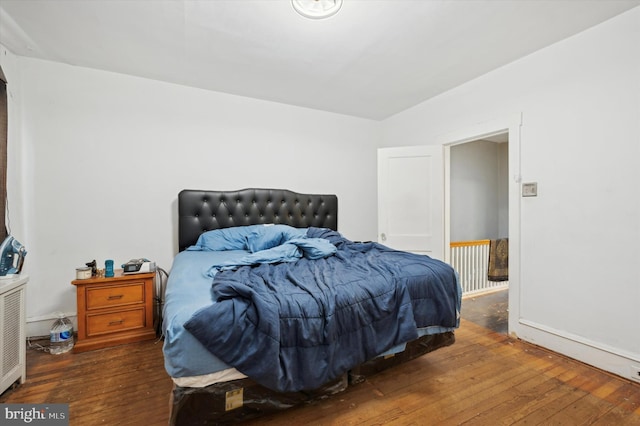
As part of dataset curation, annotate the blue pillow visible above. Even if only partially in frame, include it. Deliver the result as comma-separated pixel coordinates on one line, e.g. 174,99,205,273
187,225,264,251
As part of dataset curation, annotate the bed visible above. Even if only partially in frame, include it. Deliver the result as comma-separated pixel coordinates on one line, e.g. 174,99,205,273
163,188,461,424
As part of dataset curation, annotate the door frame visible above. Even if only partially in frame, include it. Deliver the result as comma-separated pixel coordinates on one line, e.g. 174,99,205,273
440,113,522,337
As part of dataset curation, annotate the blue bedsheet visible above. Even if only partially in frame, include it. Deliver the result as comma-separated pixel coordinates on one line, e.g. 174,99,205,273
183,227,460,392
162,250,250,379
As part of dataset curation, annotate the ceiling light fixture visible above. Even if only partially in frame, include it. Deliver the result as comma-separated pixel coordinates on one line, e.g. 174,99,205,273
292,0,343,20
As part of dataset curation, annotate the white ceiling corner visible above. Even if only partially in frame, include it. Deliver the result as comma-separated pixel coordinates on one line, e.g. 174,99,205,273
0,0,638,120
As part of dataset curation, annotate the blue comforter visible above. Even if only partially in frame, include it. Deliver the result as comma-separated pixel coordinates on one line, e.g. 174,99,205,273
184,227,460,392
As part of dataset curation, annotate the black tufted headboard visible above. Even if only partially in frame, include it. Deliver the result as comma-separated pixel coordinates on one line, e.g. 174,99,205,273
178,188,338,251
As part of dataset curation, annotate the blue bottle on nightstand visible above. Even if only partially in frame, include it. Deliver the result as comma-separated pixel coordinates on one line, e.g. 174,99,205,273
105,259,114,277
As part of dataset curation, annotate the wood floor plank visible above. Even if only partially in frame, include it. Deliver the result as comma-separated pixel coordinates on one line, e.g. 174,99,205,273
464,364,580,425
3,319,639,426
592,406,640,426
543,393,618,425
513,386,595,425
385,358,550,424
432,361,561,424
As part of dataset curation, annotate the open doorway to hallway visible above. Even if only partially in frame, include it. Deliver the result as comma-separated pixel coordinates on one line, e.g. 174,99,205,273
449,132,509,334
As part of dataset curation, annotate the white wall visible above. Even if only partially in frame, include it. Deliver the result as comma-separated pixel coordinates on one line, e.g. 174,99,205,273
0,52,381,335
381,7,640,381
450,140,508,241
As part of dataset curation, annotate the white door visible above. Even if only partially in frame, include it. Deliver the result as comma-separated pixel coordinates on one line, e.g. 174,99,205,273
377,145,444,259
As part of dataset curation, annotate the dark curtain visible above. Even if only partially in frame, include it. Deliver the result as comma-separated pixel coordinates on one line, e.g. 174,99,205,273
0,65,7,242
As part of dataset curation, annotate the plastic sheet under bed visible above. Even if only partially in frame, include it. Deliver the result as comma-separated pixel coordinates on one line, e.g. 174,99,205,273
170,373,348,425
169,331,455,425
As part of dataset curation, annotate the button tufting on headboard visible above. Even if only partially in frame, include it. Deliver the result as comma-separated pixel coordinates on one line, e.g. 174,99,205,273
178,188,338,252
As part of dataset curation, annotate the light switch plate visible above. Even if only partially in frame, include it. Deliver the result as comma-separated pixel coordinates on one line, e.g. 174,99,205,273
522,182,538,197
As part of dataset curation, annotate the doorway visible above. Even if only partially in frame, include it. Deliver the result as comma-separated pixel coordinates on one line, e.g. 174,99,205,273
448,133,509,334
449,135,510,295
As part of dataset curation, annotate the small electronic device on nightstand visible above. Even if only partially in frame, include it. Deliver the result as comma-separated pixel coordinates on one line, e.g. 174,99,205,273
122,258,156,274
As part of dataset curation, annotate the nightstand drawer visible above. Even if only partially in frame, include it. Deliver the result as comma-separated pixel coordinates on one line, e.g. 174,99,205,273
87,307,146,336
86,282,145,309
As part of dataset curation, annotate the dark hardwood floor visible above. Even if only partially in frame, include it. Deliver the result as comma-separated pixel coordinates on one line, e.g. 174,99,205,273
2,291,639,425
462,288,509,334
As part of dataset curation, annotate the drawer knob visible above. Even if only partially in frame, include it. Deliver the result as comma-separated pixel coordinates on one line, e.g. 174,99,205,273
107,295,124,300
108,320,124,326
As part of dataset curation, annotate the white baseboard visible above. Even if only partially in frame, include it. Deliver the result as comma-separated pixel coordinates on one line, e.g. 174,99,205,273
26,312,78,338
517,319,640,384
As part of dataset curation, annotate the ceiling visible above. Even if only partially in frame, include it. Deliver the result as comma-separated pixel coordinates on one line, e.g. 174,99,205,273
1,0,638,120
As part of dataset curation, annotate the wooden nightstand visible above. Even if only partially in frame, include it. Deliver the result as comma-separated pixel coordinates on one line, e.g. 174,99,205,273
71,269,156,352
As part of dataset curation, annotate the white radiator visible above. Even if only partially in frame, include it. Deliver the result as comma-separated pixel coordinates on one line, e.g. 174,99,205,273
0,275,28,395
450,240,508,296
